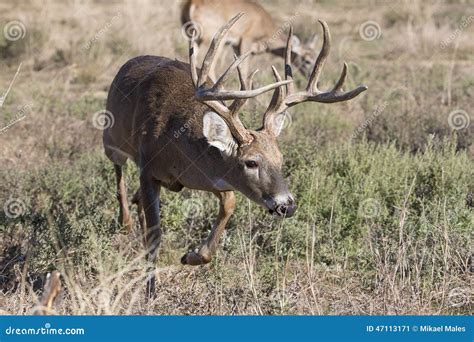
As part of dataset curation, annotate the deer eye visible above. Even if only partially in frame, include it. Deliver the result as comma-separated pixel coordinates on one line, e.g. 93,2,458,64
245,160,259,169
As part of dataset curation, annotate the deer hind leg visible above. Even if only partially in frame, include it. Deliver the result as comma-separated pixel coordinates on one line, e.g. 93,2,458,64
114,164,133,233
140,173,162,299
181,191,235,265
132,188,146,246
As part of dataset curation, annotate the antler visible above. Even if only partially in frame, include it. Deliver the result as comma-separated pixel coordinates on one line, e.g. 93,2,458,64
189,13,292,145
263,20,368,133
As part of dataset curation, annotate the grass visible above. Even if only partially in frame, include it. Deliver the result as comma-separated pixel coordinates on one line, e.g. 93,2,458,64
0,0,473,314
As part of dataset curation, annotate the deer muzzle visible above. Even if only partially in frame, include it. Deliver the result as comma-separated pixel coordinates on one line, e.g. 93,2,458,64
267,195,297,218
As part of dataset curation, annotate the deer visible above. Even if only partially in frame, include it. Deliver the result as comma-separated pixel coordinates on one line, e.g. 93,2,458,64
181,0,318,79
103,13,367,298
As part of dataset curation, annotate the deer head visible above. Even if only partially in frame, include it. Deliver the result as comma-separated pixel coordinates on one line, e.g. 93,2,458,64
287,33,319,77
189,13,367,217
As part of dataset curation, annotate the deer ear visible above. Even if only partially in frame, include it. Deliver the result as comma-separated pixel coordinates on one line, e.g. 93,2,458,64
306,33,318,50
203,111,237,157
291,35,301,47
290,36,303,54
266,112,289,137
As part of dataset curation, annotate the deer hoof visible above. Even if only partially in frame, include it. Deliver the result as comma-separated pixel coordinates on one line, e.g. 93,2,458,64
122,216,133,233
118,213,133,233
181,250,211,266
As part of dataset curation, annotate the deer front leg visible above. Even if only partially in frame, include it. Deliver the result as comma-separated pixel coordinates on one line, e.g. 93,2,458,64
181,191,235,265
114,164,133,232
140,173,162,299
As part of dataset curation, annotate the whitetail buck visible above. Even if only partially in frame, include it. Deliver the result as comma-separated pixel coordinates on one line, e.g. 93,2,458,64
181,0,318,78
103,13,366,297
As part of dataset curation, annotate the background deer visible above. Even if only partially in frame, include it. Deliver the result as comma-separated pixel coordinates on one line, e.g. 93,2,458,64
103,13,366,297
181,0,318,79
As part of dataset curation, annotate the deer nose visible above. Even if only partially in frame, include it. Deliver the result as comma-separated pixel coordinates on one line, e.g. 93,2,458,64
274,198,297,218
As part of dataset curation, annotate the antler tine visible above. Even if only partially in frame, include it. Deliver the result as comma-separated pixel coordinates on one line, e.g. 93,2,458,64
198,12,244,87
247,69,258,89
263,66,287,131
332,62,348,93
189,32,198,87
261,19,368,135
305,83,368,103
197,79,291,101
306,20,330,93
284,26,294,94
213,51,252,90
188,14,295,145
267,66,285,111
193,14,291,102
229,57,248,113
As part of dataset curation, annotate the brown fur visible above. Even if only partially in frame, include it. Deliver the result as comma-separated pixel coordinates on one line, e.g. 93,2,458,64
104,55,288,196
180,0,315,77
